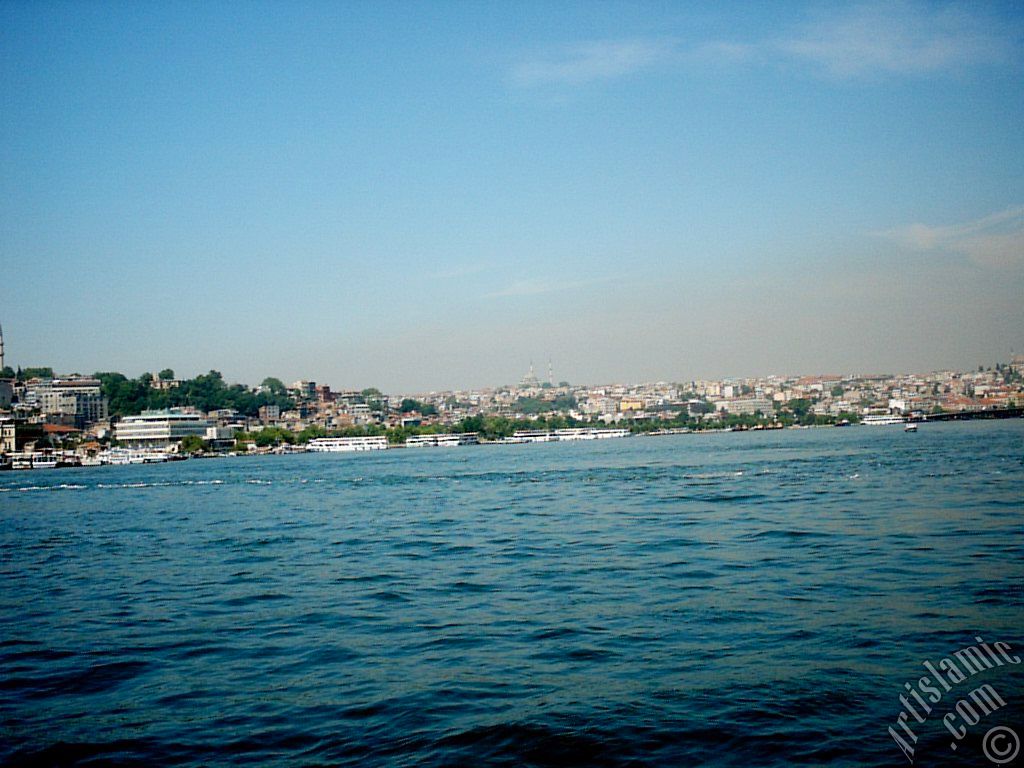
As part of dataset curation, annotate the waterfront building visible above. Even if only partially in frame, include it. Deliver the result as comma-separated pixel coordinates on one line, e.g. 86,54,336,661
25,378,109,429
1,418,45,453
114,409,212,449
715,397,774,417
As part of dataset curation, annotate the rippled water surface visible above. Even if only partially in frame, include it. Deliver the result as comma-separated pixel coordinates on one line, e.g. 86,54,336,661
2,421,1022,766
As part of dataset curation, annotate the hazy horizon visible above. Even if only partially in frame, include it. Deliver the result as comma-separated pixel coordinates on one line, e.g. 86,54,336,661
2,1,1022,392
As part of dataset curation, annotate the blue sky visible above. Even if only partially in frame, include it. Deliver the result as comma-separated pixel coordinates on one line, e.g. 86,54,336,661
1,1,1022,391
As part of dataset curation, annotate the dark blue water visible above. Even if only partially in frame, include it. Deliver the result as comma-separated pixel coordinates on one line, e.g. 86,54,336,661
2,421,1022,766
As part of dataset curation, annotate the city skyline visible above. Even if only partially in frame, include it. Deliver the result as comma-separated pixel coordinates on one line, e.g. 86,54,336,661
1,322,1020,396
2,1,1023,391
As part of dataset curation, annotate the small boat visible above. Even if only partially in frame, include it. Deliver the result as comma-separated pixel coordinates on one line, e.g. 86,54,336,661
904,423,918,432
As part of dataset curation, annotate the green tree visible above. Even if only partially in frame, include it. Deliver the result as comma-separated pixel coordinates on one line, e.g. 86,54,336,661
296,425,326,443
158,368,175,380
787,399,812,419
261,377,287,395
400,398,436,414
179,434,208,454
254,426,295,447
20,366,55,380
457,415,485,434
831,385,844,397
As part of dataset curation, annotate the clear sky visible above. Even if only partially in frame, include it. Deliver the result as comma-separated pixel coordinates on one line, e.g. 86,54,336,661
1,1,1022,392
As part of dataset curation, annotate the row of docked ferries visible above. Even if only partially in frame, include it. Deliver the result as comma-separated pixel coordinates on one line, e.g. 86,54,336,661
304,428,631,452
307,436,390,452
306,433,482,451
499,428,631,444
3,453,63,470
406,432,480,448
1,448,172,470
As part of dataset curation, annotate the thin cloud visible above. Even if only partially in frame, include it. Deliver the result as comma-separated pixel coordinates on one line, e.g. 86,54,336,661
436,263,489,280
661,3,1018,80
510,6,1016,89
488,279,562,297
878,206,1024,268
509,39,675,87
487,277,611,298
775,1,1018,78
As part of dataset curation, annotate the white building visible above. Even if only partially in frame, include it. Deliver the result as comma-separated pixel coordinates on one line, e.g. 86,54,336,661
715,397,773,416
115,409,212,449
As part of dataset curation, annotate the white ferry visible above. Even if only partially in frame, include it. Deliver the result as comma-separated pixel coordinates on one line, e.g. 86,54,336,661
503,430,557,444
8,453,58,470
555,428,630,440
100,448,170,465
307,436,389,452
502,428,631,444
860,414,907,426
405,433,479,448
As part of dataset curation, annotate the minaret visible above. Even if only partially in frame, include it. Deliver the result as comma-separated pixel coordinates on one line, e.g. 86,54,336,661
548,359,553,386
0,322,5,373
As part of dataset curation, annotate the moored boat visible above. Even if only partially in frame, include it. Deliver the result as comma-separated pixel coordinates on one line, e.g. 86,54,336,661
861,414,907,426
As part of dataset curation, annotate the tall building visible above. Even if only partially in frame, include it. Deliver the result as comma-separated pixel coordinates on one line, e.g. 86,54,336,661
0,324,9,409
24,377,109,428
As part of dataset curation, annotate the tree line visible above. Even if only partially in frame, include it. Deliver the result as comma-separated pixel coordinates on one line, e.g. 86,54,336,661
95,370,295,418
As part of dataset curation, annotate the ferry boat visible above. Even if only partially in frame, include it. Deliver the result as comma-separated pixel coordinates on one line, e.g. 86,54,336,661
31,454,58,469
405,433,479,448
501,428,631,444
99,448,170,465
503,430,557,444
555,428,630,440
904,423,918,432
11,453,34,470
860,414,907,426
307,436,389,452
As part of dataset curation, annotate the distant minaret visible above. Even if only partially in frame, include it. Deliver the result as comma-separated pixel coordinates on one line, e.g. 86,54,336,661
548,359,554,386
521,360,541,388
0,322,5,372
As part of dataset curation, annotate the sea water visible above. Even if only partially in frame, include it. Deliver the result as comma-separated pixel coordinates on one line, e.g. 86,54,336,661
2,420,1022,766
